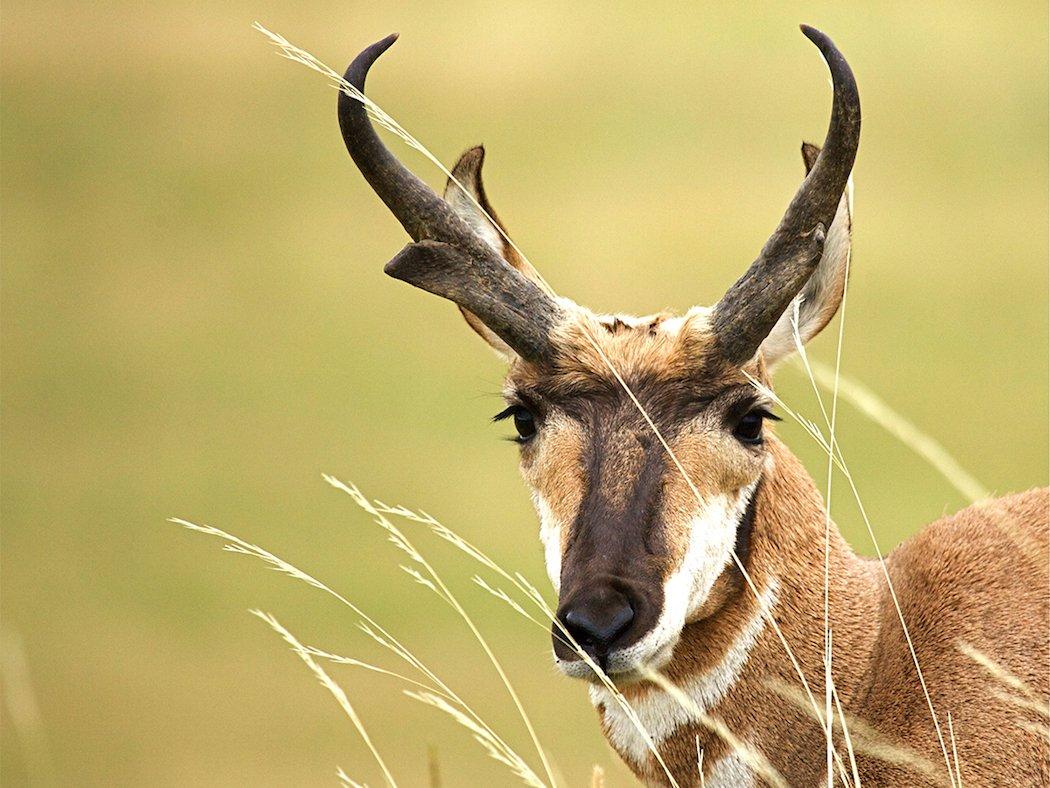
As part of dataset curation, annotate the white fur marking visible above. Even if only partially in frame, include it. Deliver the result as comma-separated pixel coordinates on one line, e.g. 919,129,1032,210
589,580,778,770
533,494,563,593
705,753,755,788
658,306,712,336
561,480,759,678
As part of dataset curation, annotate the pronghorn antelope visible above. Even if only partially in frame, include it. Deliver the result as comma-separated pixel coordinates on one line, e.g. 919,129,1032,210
336,26,1049,787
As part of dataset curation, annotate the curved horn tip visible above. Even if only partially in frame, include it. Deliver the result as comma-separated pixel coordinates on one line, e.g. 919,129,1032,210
798,26,856,89
799,24,832,50
342,33,400,88
360,32,400,59
373,32,400,49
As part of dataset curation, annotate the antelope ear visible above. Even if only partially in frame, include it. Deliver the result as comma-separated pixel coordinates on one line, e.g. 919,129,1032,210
759,141,854,368
443,146,550,359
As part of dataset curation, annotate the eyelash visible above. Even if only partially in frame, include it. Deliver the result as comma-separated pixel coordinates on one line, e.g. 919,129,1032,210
731,405,781,445
748,407,780,422
494,403,538,443
726,399,780,422
492,406,518,423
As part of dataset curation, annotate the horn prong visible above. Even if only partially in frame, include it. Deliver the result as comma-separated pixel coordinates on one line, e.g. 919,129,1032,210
337,38,563,362
385,241,560,362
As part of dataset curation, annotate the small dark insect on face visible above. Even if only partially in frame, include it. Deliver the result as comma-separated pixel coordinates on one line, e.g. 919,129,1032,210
494,333,778,677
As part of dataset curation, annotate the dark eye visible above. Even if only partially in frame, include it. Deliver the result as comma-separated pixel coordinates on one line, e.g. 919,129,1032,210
733,410,770,445
513,408,536,440
494,405,538,443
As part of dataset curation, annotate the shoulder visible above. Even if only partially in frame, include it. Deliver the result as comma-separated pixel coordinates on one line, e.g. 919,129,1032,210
890,487,1048,584
870,490,1050,779
879,487,1048,671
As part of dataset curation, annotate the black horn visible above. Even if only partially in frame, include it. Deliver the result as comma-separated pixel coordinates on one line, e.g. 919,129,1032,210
711,25,861,364
337,35,563,363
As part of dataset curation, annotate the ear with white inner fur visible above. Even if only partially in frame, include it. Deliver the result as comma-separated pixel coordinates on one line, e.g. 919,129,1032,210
759,141,854,367
443,146,551,358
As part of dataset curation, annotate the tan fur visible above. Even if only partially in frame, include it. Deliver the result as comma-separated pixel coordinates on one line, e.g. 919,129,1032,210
522,412,586,542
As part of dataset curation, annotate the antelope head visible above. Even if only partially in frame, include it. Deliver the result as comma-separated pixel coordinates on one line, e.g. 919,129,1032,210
338,26,859,682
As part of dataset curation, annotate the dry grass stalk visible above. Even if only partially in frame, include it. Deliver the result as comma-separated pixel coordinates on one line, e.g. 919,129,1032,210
374,502,682,786
259,22,869,782
832,676,862,787
325,475,556,787
302,645,451,700
956,641,1044,704
956,642,1049,744
993,689,1050,719
170,517,439,689
803,359,989,503
640,668,788,788
255,26,856,766
314,643,541,786
947,712,963,788
760,345,958,784
765,678,947,785
577,323,846,770
172,516,540,787
336,766,366,788
251,23,999,787
405,690,545,787
253,611,396,787
789,277,852,788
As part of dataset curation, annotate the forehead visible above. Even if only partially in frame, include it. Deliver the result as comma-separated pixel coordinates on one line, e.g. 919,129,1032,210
505,306,764,416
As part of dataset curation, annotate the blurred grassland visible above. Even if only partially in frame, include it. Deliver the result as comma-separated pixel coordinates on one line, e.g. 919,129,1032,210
2,1,1047,786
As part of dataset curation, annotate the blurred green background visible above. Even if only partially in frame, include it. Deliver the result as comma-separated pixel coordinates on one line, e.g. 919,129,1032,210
2,2,1047,785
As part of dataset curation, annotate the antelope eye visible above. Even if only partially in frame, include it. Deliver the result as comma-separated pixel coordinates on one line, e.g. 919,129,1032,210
513,408,536,440
733,411,767,445
494,404,538,442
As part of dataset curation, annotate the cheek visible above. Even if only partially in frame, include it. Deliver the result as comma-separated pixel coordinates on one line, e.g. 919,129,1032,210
672,427,760,490
661,430,756,544
656,480,760,626
657,429,763,606
519,419,585,591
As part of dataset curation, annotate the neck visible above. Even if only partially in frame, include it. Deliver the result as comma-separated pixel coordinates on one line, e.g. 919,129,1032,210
594,437,882,786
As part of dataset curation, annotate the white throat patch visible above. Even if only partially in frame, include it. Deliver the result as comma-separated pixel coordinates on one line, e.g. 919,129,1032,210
705,753,758,788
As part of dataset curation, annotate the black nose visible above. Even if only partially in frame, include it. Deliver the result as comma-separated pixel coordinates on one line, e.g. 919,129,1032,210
558,586,635,662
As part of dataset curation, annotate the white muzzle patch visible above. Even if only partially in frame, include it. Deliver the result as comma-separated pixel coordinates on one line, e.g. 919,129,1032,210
555,479,760,678
533,493,563,593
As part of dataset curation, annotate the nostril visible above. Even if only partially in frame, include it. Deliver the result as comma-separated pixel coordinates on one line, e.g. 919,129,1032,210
561,593,635,650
